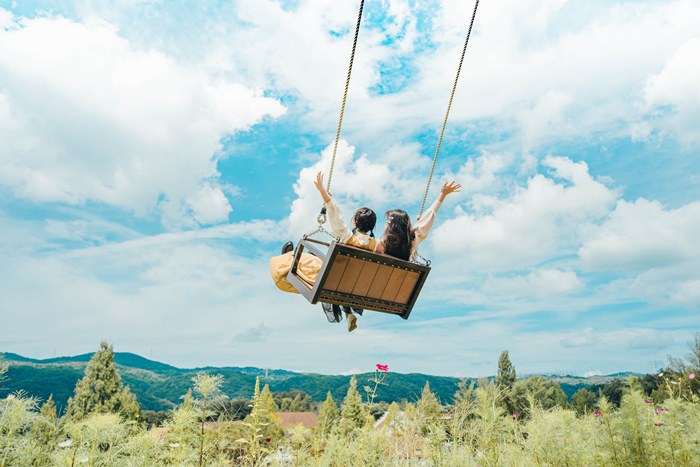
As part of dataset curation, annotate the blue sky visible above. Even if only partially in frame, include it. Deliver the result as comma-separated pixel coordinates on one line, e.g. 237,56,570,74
1,0,698,378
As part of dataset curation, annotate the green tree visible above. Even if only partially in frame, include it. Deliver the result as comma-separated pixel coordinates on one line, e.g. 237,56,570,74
316,391,340,437
510,376,568,416
599,379,625,407
416,381,441,420
338,377,371,435
258,384,279,414
496,351,516,390
571,388,598,415
64,341,141,422
244,378,283,448
416,381,442,435
274,390,314,412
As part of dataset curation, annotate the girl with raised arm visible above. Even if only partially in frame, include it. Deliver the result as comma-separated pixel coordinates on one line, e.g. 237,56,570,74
270,172,377,332
375,181,461,260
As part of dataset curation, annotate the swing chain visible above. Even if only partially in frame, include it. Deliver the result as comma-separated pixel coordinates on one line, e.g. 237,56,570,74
303,207,340,242
413,251,432,267
327,0,365,193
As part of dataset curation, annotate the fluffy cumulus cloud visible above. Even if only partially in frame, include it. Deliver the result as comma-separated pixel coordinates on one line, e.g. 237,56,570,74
0,11,285,226
431,155,617,271
642,37,700,145
580,199,700,308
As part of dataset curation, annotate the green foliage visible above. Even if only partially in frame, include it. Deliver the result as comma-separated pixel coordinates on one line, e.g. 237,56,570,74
571,387,598,415
2,358,700,465
0,391,43,466
510,375,568,417
3,350,638,413
273,389,313,412
496,350,516,390
416,381,441,433
338,376,371,435
192,373,225,467
317,391,340,437
600,379,626,407
238,377,283,464
215,399,252,421
63,341,141,422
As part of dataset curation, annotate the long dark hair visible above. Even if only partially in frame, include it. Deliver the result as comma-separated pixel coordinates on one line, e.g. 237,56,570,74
382,209,415,261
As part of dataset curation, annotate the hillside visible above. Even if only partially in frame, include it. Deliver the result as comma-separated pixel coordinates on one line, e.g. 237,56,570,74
0,351,633,413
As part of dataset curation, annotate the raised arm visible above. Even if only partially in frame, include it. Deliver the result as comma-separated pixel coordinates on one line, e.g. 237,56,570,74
314,171,351,241
413,181,461,250
314,171,332,204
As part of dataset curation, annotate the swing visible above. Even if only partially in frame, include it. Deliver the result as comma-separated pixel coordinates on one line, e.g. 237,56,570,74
287,0,480,318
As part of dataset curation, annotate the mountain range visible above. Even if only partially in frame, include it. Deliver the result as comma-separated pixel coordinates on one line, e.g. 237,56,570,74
0,351,635,413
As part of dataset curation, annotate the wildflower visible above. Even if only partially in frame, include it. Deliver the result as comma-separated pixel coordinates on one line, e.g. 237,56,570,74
659,372,664,377
690,373,696,380
512,412,520,418
79,458,89,464
594,411,602,417
168,443,180,448
58,440,73,448
655,422,664,427
655,408,664,414
265,437,271,443
376,363,389,372
644,399,653,403
6,394,15,400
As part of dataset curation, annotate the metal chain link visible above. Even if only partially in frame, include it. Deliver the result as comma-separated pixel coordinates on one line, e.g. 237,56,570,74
417,0,480,219
326,0,365,192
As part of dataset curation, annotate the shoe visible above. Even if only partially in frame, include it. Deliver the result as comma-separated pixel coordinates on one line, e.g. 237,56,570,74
347,313,358,332
281,241,294,254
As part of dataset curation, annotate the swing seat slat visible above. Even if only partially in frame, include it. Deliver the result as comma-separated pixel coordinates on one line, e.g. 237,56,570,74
286,239,431,319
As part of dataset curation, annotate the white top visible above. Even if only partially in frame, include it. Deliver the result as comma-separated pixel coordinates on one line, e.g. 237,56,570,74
411,198,442,258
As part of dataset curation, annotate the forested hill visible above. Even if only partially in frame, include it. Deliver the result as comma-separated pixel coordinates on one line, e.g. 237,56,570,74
0,351,633,413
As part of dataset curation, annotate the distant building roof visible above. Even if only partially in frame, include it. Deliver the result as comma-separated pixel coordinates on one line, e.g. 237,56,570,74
276,412,318,428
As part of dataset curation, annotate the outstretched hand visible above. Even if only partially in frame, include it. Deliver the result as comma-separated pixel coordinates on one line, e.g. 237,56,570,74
438,181,461,202
314,171,332,203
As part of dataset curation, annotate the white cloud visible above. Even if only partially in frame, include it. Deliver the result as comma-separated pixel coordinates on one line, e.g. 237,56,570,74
483,268,583,299
431,156,617,271
580,199,700,273
643,37,700,145
0,14,285,225
0,8,13,28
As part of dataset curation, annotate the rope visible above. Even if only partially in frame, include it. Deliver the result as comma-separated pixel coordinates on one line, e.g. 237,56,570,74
417,0,480,219
326,0,365,192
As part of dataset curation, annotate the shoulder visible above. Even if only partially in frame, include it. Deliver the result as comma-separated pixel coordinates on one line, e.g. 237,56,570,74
374,239,384,253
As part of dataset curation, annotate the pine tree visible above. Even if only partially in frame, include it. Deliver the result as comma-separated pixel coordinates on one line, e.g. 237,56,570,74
417,382,441,417
496,351,516,389
497,351,518,414
338,377,371,435
317,391,340,436
259,384,279,413
64,341,141,421
416,381,441,433
246,378,283,446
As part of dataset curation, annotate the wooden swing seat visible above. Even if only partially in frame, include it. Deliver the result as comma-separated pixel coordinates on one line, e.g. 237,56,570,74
286,238,431,319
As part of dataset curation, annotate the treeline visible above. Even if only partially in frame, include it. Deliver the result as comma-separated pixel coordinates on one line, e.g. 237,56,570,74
1,337,699,465
1,351,638,414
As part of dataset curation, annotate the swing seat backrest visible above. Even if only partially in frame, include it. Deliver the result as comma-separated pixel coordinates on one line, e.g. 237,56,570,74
287,239,431,319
